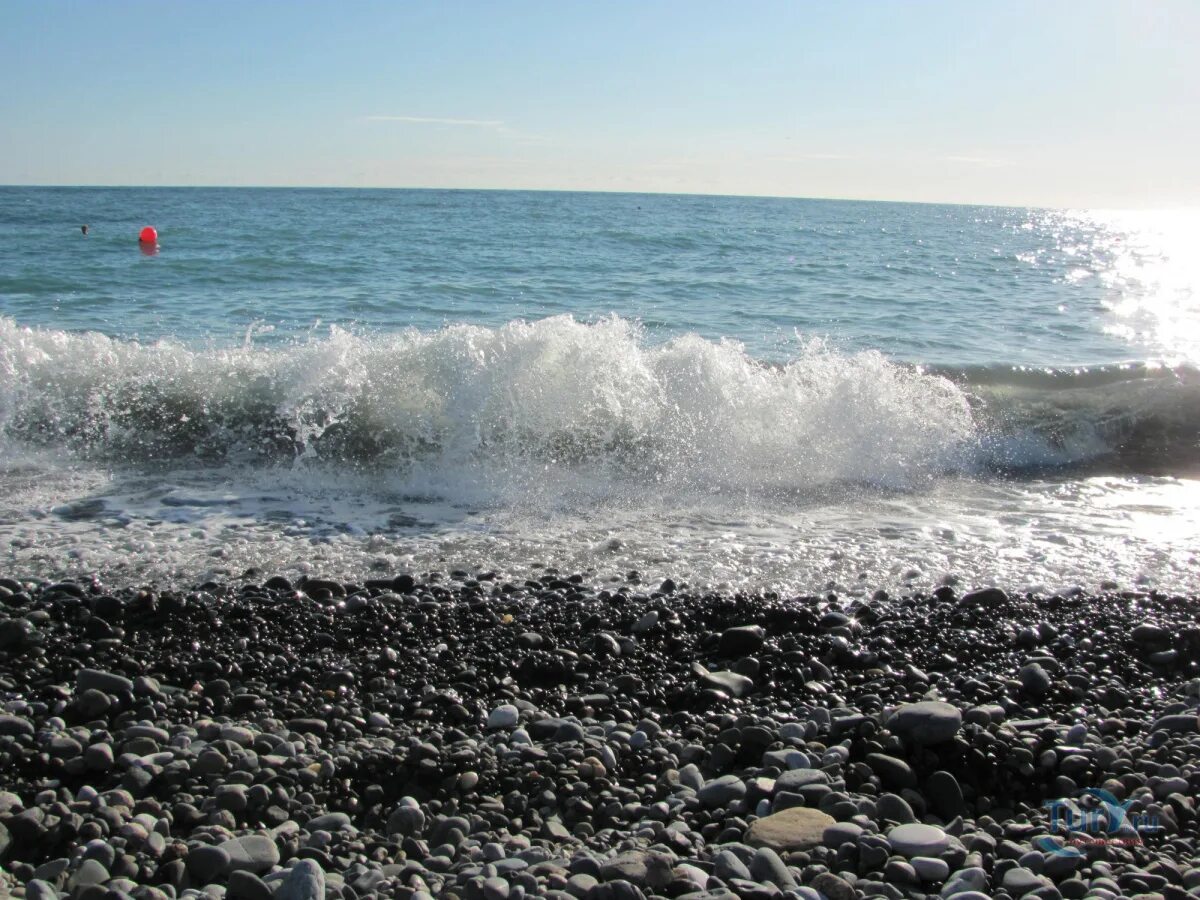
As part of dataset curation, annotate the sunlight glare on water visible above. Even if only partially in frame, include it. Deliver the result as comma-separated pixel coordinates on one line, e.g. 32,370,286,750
1083,208,1200,365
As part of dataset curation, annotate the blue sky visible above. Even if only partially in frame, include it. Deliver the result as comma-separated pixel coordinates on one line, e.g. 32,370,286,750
2,1,1197,206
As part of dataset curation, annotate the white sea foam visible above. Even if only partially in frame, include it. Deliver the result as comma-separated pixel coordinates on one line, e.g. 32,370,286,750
1,314,980,494
2,315,1198,592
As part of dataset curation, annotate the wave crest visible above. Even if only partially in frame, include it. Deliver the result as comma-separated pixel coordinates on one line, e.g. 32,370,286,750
1,315,978,492
5,315,1198,491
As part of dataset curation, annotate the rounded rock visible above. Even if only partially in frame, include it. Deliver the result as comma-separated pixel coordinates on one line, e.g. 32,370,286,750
487,705,520,729
910,856,950,882
745,807,836,852
887,701,962,745
186,845,231,885
886,823,951,858
697,775,747,809
278,859,325,900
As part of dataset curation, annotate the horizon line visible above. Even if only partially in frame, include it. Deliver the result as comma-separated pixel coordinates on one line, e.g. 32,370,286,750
1,182,1192,213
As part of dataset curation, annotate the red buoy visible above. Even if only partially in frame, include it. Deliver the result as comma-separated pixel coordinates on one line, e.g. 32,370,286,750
139,226,158,244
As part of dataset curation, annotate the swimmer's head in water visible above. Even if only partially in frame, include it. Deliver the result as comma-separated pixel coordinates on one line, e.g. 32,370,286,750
81,225,88,235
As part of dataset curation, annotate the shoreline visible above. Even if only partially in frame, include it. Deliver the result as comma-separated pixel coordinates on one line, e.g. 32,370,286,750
2,572,1198,899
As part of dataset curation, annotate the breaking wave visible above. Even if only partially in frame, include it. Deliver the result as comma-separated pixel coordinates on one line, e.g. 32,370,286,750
2,315,1197,496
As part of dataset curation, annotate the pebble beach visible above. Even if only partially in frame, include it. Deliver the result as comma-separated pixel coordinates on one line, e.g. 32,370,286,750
5,7,1200,900
2,571,1198,900
3,184,1199,900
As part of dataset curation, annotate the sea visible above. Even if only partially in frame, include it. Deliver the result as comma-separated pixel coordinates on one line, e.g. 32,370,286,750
1,186,1198,594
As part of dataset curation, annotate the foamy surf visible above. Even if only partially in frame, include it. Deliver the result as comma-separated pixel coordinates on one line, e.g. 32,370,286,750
4,315,1197,490
2,452,1197,594
1,314,977,490
1,314,1197,593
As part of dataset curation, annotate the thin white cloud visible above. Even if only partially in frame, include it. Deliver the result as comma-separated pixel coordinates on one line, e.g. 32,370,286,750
942,155,1012,167
768,152,1014,168
364,115,504,127
766,153,860,162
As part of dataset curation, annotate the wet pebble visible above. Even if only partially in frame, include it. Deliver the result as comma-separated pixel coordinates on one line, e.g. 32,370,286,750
0,573,1196,900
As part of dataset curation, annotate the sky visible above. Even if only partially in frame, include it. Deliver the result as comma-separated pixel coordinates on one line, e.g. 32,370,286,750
1,1,1198,207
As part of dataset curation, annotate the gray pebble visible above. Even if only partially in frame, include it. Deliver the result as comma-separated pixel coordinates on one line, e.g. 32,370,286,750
278,859,325,900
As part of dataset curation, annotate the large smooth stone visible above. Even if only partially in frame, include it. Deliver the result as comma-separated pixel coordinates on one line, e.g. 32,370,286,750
719,625,765,656
887,701,962,744
702,670,753,698
76,668,133,695
0,715,34,738
697,775,747,809
487,705,519,729
749,847,797,890
925,770,965,820
187,846,231,885
219,835,280,875
745,807,836,852
886,823,950,858
1002,867,1051,896
278,859,325,900
773,768,830,793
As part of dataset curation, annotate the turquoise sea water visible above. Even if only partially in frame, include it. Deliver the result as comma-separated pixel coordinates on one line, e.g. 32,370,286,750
3,187,1196,365
1,187,1198,591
